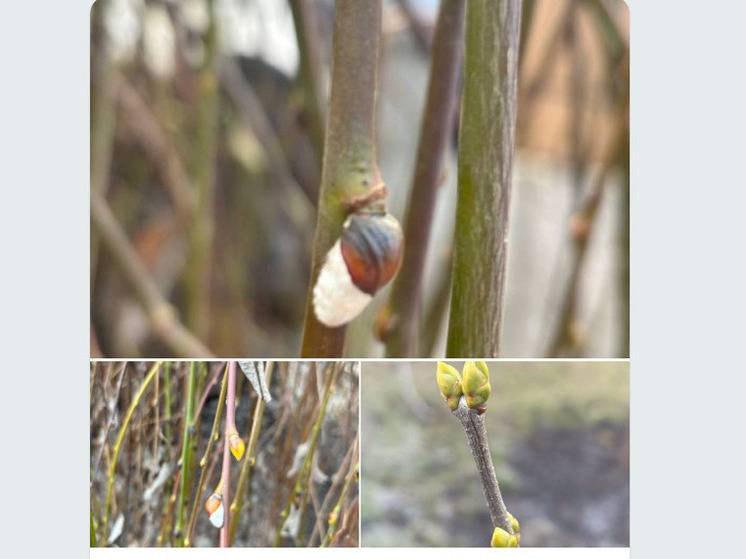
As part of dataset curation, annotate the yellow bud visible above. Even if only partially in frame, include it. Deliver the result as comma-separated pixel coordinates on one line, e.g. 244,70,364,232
328,505,340,526
508,512,520,536
491,526,519,548
436,362,463,410
229,432,245,461
462,361,491,410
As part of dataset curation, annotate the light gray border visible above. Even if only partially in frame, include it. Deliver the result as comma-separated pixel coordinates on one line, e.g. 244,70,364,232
4,0,746,557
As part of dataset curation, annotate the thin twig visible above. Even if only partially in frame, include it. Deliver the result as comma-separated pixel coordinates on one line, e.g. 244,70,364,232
320,439,359,547
274,363,339,545
228,362,276,544
382,0,465,356
289,0,326,166
91,192,213,357
184,0,220,339
395,0,433,54
174,364,197,542
307,432,358,546
102,362,161,542
184,364,229,546
452,398,513,535
219,362,238,547
116,79,196,221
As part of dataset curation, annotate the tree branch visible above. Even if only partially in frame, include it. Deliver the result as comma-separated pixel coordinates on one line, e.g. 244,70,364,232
91,192,213,357
446,0,522,357
382,0,465,357
300,0,384,357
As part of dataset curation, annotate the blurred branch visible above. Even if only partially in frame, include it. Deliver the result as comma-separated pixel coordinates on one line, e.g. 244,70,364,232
518,0,536,69
219,57,317,209
184,364,228,547
174,364,197,543
184,0,221,339
274,363,338,545
90,1,119,284
580,0,627,69
422,250,453,356
381,0,465,357
219,362,238,547
289,0,326,166
228,362,275,544
102,362,161,543
567,0,588,193
117,79,196,222
395,0,433,54
546,67,629,357
307,432,359,546
524,0,574,100
300,0,385,357
91,192,213,357
320,443,359,547
446,0,522,357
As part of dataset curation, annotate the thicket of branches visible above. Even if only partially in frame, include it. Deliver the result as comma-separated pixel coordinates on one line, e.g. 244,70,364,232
89,361,359,547
90,0,628,358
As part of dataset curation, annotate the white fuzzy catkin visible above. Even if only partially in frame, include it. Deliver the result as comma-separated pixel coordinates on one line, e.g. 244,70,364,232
313,241,372,327
208,501,224,528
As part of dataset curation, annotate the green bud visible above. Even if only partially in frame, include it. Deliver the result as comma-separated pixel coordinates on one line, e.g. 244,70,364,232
491,526,519,548
462,361,491,410
436,362,463,410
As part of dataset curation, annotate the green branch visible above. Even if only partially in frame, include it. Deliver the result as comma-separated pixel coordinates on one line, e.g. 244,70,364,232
446,0,522,357
102,362,160,542
300,0,385,357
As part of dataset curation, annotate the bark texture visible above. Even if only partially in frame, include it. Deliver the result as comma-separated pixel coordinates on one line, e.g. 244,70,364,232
453,399,513,535
300,0,384,357
446,0,522,357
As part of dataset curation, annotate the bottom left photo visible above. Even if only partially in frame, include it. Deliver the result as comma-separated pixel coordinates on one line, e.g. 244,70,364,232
89,361,359,548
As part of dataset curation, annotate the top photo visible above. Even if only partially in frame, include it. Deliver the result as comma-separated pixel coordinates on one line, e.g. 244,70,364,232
90,0,629,359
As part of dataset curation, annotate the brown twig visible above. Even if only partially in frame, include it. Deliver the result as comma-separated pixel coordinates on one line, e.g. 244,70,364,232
395,0,433,54
547,58,628,357
289,0,327,166
116,79,196,222
452,398,513,535
91,192,214,357
382,0,465,356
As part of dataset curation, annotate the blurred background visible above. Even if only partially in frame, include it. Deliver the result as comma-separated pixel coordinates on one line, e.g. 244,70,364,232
90,361,359,547
90,0,629,358
361,361,629,547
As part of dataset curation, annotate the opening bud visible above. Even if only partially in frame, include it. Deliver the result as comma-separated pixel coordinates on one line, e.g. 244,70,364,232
436,362,463,411
462,361,491,411
491,526,519,548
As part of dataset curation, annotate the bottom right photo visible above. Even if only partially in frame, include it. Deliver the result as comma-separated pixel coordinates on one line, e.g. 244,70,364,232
361,360,629,547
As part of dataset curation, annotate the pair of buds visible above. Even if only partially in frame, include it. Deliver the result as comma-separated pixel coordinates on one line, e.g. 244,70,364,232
491,513,521,547
436,361,492,413
204,429,245,529
313,212,403,327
